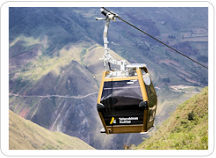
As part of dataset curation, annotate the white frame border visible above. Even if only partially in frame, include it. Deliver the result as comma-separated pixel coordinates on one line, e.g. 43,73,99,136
0,0,215,157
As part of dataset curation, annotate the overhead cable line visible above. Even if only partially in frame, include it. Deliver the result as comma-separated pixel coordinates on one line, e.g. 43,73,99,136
102,7,208,70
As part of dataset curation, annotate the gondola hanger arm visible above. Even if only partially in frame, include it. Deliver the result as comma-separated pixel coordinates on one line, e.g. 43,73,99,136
101,7,208,70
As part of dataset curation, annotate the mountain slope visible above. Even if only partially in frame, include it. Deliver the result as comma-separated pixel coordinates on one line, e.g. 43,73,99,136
136,87,208,150
9,39,140,149
9,110,95,150
9,7,208,149
9,7,208,88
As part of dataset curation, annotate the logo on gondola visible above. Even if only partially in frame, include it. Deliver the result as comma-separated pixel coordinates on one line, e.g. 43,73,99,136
119,117,138,124
110,117,116,124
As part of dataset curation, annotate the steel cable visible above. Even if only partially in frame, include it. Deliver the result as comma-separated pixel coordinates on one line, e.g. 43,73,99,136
102,7,208,70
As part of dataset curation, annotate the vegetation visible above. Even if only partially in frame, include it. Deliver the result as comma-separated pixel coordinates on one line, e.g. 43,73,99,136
9,7,208,149
9,110,95,150
136,87,208,150
14,42,90,81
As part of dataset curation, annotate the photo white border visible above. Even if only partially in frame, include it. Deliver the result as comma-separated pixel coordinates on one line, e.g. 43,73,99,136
0,0,215,157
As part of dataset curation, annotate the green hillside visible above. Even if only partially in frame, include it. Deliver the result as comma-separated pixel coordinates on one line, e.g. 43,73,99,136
9,110,95,150
137,87,208,150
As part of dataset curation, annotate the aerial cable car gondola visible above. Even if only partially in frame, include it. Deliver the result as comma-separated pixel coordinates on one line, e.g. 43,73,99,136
95,7,207,134
96,8,157,134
